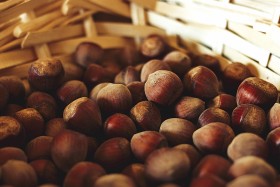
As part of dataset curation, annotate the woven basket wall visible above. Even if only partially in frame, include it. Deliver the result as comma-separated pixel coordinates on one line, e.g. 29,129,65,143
0,0,280,90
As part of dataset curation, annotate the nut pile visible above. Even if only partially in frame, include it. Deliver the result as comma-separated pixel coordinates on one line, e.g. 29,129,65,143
0,34,280,187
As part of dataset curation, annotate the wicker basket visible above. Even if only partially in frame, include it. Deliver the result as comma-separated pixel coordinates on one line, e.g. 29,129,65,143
1,0,280,90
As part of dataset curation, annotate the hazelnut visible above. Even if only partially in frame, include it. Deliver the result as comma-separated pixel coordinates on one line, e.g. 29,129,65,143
29,159,60,185
174,144,201,168
74,42,104,68
236,77,278,110
114,66,140,85
157,183,182,187
231,104,266,135
268,103,280,130
227,156,277,183
140,34,167,59
0,83,9,110
163,50,192,78
1,160,37,187
159,118,196,146
45,118,67,137
222,62,252,94
63,161,106,187
173,96,205,122
227,175,269,187
144,70,183,106
56,80,88,105
63,97,102,136
28,58,64,91
104,113,137,140
2,103,24,116
127,81,147,105
192,122,235,154
130,101,161,131
14,108,45,141
192,154,231,181
0,116,25,148
183,66,219,99
89,82,110,101
140,59,170,82
193,54,221,76
26,91,57,121
131,131,168,162
122,163,147,187
94,174,136,187
266,127,280,167
25,136,53,161
0,147,27,165
227,133,268,161
0,75,25,104
145,148,191,183
189,175,226,187
207,93,237,114
94,137,132,172
197,107,231,127
51,129,88,172
62,61,84,83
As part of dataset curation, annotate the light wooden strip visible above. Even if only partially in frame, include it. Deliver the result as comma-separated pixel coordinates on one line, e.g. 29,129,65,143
0,62,31,79
0,48,36,70
61,10,96,26
63,0,109,15
39,15,71,31
0,17,20,31
0,38,22,52
223,45,280,90
22,25,84,48
95,22,166,38
88,0,131,18
0,35,13,47
0,0,24,11
267,24,280,48
0,0,54,23
48,36,129,55
53,54,74,64
228,22,280,58
231,0,275,13
0,24,16,45
35,0,62,16
13,10,63,38
268,55,280,75
129,0,157,10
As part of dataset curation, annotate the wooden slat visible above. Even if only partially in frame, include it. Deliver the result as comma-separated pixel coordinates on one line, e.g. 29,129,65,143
48,36,129,55
0,0,24,11
268,55,280,75
0,63,31,79
129,0,157,10
0,38,22,52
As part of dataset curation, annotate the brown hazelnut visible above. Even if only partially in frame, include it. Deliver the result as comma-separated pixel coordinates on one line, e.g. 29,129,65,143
83,64,114,88
96,83,132,115
74,42,104,68
173,96,205,122
130,101,161,131
266,127,280,167
89,82,110,101
157,183,182,187
122,163,147,187
228,156,277,183
45,118,67,137
0,116,25,148
189,175,226,187
25,136,53,161
26,91,57,121
0,83,9,110
94,174,136,187
183,66,219,99
51,129,88,172
207,93,237,114
159,118,196,146
2,103,24,116
62,61,84,83
127,81,147,105
56,80,88,105
140,59,170,82
63,97,102,136
28,58,64,91
197,107,231,127
0,147,27,165
14,108,45,141
227,175,269,187
29,159,60,185
144,70,183,106
192,122,235,154
104,113,137,140
268,103,280,130
0,75,25,104
222,62,252,94
1,160,37,187
114,66,140,85
131,131,168,162
192,154,231,181
236,77,278,110
163,50,192,78
174,144,201,168
63,161,106,187
193,54,221,76
140,34,167,59
94,137,132,172
145,148,191,183
231,104,266,135
227,133,268,161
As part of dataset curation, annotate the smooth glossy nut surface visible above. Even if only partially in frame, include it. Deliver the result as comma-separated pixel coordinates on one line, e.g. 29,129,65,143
140,34,167,59
122,163,147,187
140,59,170,82
207,93,237,114
227,175,269,187
0,147,27,165
25,136,53,161
197,107,231,127
94,174,136,187
45,118,67,137
174,144,201,169
268,103,280,130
